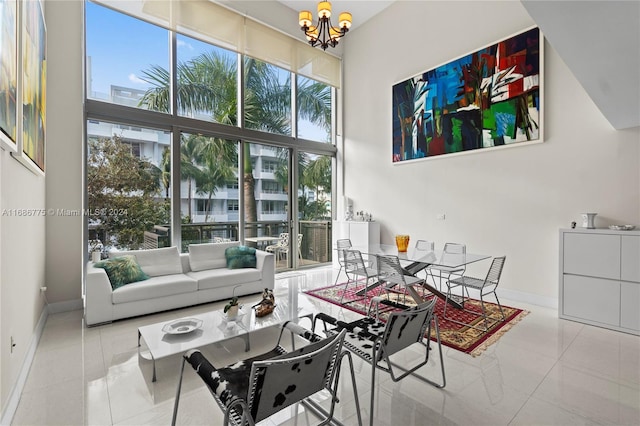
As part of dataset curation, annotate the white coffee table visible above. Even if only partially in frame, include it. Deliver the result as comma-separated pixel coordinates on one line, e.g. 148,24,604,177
137,291,316,382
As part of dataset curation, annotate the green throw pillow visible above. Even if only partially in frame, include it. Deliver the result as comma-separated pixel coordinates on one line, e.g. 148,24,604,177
94,255,149,290
225,246,257,269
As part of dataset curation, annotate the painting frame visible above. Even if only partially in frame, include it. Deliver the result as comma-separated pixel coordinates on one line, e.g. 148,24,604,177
14,0,46,174
392,26,543,164
0,0,18,153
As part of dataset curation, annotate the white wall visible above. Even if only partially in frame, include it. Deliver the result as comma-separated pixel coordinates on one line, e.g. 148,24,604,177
44,0,84,307
0,0,83,418
0,149,46,415
341,0,640,306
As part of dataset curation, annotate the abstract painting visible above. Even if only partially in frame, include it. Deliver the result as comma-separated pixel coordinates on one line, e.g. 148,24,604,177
21,0,46,171
0,0,17,150
392,27,542,163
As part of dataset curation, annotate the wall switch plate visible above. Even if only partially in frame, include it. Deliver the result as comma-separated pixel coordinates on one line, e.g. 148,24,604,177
436,214,446,220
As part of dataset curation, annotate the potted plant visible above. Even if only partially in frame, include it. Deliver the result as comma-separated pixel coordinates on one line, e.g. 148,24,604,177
224,296,240,319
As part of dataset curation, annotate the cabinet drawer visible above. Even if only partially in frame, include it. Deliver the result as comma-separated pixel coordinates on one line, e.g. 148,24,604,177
563,233,620,280
621,236,640,282
563,275,620,326
621,281,640,331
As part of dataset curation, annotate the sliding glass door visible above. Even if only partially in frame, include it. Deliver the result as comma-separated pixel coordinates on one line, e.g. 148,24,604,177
243,142,290,270
297,152,332,267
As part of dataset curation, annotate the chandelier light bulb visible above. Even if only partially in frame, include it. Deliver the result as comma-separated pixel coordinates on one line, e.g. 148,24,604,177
317,1,332,18
299,10,312,28
338,12,352,30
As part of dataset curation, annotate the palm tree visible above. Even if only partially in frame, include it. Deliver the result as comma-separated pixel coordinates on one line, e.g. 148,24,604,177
297,77,332,140
160,147,171,199
242,58,292,236
274,151,310,195
139,51,237,119
304,155,331,219
139,50,331,234
196,136,237,222
179,134,205,222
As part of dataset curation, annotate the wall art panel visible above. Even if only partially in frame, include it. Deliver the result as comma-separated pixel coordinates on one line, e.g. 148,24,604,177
392,26,542,163
0,0,18,152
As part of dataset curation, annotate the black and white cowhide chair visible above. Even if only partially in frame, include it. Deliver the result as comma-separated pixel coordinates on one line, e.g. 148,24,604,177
171,321,362,426
313,298,446,426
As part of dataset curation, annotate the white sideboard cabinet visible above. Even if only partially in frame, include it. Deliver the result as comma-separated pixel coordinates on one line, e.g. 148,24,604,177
559,228,640,335
332,221,380,267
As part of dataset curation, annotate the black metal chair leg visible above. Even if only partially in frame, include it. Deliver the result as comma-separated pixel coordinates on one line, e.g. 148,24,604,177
171,357,188,426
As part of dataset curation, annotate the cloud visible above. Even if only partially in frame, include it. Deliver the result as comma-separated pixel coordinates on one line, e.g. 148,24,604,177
128,73,146,84
177,39,194,50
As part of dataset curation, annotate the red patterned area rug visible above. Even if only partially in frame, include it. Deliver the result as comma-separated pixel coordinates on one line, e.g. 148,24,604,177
305,283,529,357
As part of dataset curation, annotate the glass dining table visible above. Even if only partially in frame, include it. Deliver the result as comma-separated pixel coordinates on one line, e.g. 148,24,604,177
348,244,491,309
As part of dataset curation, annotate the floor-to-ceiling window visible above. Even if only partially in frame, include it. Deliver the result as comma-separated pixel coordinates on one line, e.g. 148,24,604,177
179,132,238,250
86,120,171,253
84,1,336,271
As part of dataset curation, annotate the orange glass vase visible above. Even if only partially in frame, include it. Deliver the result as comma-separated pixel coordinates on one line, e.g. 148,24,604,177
395,234,410,252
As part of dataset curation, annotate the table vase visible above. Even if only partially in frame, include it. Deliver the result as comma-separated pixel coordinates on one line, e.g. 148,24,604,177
581,213,597,229
395,235,410,252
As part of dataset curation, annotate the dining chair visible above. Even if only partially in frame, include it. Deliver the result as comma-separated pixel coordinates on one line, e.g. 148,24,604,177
171,322,362,426
265,232,288,261
376,254,426,306
443,256,507,332
403,239,437,285
341,249,378,304
313,298,446,426
277,233,304,263
334,238,352,285
429,242,467,291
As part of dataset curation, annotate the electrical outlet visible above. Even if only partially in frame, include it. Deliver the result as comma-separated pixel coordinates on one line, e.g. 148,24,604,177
436,213,446,220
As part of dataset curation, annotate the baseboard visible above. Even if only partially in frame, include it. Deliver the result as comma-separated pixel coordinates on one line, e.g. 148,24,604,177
447,285,558,310
47,298,83,314
494,288,558,309
0,307,48,426
0,298,82,425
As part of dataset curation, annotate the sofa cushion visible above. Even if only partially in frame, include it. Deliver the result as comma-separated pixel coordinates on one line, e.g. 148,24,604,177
111,246,183,277
189,241,240,272
94,255,149,290
225,245,257,269
188,268,261,290
112,273,198,304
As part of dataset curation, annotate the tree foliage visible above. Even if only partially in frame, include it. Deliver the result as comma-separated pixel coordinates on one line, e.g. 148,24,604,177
301,156,331,220
87,136,169,250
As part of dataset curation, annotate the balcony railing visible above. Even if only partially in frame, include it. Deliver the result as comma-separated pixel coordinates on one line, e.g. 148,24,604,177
142,220,333,268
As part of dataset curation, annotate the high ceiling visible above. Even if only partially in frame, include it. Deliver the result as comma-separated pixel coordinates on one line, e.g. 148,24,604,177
522,0,639,130
225,1,639,130
277,0,394,32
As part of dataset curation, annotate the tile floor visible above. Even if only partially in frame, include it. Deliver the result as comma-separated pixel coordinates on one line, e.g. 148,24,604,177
10,266,640,425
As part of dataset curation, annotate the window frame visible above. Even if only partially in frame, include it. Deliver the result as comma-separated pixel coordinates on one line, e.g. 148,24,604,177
84,1,337,254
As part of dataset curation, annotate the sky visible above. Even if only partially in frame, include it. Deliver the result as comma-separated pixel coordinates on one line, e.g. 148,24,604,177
86,2,217,95
85,1,328,142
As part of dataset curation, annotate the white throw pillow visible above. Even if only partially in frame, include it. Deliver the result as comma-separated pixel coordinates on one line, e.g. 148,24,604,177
189,241,240,272
111,246,183,277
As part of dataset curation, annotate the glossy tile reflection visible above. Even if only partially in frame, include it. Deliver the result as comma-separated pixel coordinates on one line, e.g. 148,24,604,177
11,266,640,425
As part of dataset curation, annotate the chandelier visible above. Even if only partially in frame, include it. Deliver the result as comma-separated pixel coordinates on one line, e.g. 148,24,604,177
298,1,352,50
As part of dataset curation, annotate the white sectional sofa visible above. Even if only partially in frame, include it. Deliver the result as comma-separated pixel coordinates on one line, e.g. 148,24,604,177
84,242,275,326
